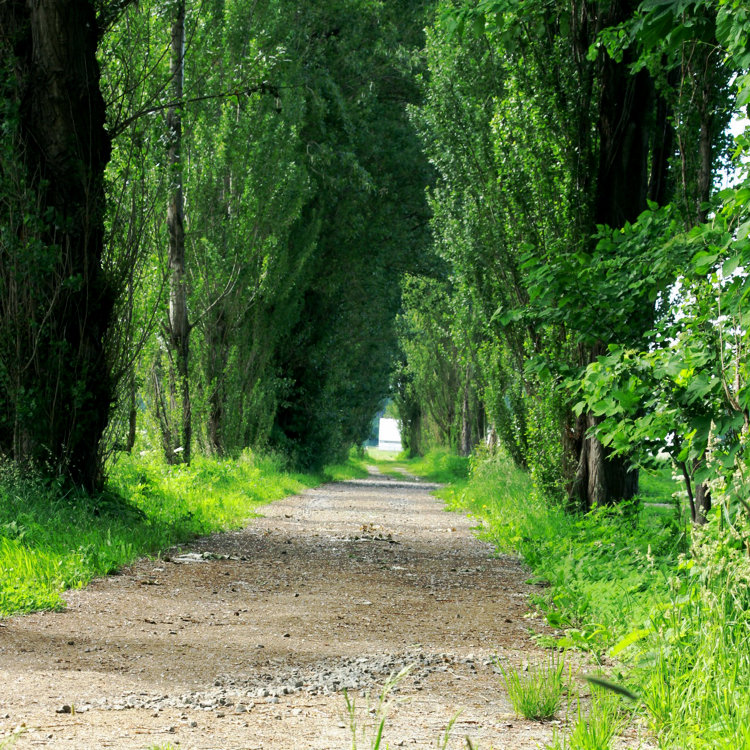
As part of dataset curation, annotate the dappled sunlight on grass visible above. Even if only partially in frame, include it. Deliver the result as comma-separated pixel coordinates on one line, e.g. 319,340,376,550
364,448,403,462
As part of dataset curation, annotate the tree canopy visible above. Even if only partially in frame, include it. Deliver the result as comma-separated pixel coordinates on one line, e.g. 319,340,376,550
0,0,748,521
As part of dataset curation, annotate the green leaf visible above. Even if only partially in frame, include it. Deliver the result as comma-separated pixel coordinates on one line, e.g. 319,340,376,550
582,675,639,701
722,255,741,276
592,398,618,417
693,251,718,272
499,308,523,326
612,387,642,412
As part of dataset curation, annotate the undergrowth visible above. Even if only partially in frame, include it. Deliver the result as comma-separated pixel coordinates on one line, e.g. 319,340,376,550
0,448,367,617
395,448,750,749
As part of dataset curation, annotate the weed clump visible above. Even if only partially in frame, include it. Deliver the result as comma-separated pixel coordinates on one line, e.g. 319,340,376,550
500,656,567,720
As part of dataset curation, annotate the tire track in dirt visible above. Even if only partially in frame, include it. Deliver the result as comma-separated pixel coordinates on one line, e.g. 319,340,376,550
0,469,560,749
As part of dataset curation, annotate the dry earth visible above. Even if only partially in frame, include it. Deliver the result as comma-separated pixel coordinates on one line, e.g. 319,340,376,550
0,468,621,749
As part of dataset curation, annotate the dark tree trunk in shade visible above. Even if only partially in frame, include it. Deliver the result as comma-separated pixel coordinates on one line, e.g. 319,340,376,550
571,9,655,510
0,0,113,489
125,373,137,453
459,364,473,457
570,414,638,511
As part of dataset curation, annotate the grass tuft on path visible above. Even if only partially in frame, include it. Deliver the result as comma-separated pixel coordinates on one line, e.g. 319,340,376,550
0,449,368,617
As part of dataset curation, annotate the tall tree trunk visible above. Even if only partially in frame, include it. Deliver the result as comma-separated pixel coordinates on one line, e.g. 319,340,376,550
695,51,714,223
125,371,137,453
648,80,675,207
206,308,228,456
570,414,638,510
459,364,473,457
571,16,653,510
0,0,113,490
161,0,191,464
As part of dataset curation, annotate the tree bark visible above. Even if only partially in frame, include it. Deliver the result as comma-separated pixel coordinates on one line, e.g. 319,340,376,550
570,413,638,510
695,482,711,525
0,0,113,490
125,372,137,453
459,364,473,457
160,0,191,464
568,8,654,510
648,81,675,206
696,75,713,224
206,308,228,457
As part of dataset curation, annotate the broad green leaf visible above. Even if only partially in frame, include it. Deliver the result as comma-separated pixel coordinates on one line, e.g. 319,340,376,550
722,255,741,276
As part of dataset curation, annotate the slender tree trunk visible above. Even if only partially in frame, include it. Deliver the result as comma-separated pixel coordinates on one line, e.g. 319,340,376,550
206,309,228,456
681,458,712,524
162,0,191,464
679,460,697,522
125,372,137,453
459,364,473,457
696,76,713,224
0,0,113,490
695,482,712,525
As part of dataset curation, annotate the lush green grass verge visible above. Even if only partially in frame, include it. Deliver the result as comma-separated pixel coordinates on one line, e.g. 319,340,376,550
0,449,368,617
416,450,750,748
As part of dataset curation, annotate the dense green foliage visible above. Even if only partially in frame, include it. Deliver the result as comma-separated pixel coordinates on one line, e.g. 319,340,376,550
99,0,432,471
0,0,432,485
2,0,750,744
399,0,748,514
2,0,748,502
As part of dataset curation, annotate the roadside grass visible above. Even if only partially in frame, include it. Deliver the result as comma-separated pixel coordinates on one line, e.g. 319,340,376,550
326,457,371,481
546,686,630,750
638,465,680,502
411,448,750,747
408,449,742,747
364,448,402,463
343,665,466,750
343,666,412,750
0,448,367,618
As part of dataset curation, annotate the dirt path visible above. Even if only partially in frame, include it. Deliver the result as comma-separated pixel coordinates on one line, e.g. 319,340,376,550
0,469,560,749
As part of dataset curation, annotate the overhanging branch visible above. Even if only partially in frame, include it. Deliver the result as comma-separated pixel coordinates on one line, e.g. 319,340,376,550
109,82,281,139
